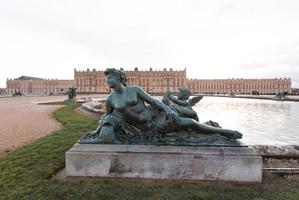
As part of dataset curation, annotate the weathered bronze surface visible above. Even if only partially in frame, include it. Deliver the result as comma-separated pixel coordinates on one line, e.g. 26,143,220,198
80,68,243,146
162,86,202,121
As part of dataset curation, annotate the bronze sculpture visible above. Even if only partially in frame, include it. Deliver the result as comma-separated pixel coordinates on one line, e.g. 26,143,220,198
81,68,242,145
162,86,202,121
67,87,76,100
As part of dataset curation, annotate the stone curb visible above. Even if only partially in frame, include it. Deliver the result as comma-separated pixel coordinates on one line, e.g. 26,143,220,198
251,145,299,159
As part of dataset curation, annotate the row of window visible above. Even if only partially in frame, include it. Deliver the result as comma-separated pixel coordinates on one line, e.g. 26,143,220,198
190,80,291,85
188,84,290,90
7,88,70,94
76,78,186,87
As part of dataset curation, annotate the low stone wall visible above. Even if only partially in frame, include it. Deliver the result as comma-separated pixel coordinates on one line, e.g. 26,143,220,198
252,145,299,159
81,100,106,114
252,145,299,175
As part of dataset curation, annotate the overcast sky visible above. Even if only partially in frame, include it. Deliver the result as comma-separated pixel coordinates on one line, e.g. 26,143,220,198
1,0,299,88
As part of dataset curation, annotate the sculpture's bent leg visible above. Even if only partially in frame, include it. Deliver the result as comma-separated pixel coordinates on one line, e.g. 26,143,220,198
179,117,242,139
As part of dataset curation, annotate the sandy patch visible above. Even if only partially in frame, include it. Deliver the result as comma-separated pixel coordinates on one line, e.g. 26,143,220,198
0,96,67,155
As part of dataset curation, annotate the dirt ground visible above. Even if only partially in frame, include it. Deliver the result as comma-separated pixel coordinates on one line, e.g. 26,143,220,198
0,96,68,155
0,94,106,156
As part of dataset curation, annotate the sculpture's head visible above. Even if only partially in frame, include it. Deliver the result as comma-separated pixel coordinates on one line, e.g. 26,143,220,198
104,68,127,88
178,86,191,100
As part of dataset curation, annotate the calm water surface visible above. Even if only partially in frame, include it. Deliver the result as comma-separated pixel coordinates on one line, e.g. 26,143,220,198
193,97,299,145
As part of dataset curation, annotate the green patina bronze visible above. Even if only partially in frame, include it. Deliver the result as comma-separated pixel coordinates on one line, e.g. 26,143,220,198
162,86,202,121
64,87,76,104
80,68,243,146
67,87,76,100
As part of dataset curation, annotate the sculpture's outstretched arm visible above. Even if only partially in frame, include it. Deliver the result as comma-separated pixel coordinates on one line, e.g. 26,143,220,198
169,95,190,106
136,86,174,114
189,96,203,107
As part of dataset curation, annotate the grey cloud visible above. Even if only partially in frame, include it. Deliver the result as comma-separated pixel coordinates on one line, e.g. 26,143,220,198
1,0,299,88
216,1,236,15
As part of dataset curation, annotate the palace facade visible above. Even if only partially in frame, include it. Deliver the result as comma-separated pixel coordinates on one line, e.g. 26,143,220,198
188,78,292,95
6,76,74,95
75,68,292,95
6,69,292,95
74,68,187,94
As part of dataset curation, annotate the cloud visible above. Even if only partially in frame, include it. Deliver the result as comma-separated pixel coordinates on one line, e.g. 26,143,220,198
1,0,299,88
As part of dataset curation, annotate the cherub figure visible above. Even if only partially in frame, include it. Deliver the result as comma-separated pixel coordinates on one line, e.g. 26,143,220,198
162,86,202,121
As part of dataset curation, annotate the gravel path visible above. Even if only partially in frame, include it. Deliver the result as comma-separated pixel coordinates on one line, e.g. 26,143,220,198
0,94,107,156
0,96,69,155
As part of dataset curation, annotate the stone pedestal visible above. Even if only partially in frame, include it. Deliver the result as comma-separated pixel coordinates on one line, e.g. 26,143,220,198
66,144,263,182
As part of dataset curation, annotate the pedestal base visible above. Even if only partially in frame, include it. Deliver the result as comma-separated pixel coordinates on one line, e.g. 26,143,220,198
66,144,263,182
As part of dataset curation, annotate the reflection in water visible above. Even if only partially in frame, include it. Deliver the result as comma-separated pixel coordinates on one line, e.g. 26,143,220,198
194,97,299,145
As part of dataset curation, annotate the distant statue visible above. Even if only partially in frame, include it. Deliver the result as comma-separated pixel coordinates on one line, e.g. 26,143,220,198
162,86,202,121
229,91,235,97
67,87,76,100
84,68,242,144
13,90,22,96
251,90,259,95
275,92,286,101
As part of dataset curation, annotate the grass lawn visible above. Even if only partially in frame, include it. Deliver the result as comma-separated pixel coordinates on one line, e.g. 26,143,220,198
0,103,298,200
